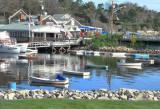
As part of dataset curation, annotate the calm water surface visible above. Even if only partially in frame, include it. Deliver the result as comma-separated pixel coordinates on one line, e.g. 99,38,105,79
0,52,160,91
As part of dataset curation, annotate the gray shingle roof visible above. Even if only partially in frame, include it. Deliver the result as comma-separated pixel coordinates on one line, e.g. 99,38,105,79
0,22,47,31
53,14,72,21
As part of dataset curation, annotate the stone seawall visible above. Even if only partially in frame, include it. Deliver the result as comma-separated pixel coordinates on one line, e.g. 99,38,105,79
0,88,160,101
77,46,160,54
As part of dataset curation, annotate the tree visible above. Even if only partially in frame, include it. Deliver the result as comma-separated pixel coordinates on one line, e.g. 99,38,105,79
130,35,137,47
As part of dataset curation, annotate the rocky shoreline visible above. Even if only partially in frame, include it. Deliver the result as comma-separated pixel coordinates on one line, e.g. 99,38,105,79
1,88,160,101
76,46,160,54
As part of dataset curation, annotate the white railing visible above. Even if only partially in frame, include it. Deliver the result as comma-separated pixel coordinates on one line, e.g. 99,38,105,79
122,35,160,41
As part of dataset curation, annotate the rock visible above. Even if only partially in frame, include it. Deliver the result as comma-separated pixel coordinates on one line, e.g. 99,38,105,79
108,92,112,99
97,96,109,100
98,89,107,92
57,94,64,98
36,95,43,99
8,93,15,100
18,95,24,99
43,94,50,98
119,94,128,100
4,94,8,100
153,97,159,101
134,93,144,100
29,91,34,96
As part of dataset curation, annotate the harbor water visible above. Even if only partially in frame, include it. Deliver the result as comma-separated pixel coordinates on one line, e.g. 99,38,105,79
0,52,160,91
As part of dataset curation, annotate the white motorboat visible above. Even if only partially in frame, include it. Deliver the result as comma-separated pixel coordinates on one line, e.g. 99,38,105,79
134,59,154,64
63,70,90,76
30,76,69,85
16,43,28,53
0,45,20,54
0,31,20,53
117,59,142,66
111,52,126,57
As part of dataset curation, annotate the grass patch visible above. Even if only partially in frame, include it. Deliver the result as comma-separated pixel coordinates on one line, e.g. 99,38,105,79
0,99,160,109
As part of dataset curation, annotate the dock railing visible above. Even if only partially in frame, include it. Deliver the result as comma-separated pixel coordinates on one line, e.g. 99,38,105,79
122,35,160,42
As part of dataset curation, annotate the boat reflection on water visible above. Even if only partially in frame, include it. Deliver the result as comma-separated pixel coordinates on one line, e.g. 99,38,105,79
0,53,19,61
63,74,90,79
30,82,69,89
117,65,142,73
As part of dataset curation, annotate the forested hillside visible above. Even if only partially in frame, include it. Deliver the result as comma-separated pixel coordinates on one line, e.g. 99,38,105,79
0,0,160,32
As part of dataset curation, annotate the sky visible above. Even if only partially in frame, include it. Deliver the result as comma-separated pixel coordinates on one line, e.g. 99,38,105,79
83,0,160,12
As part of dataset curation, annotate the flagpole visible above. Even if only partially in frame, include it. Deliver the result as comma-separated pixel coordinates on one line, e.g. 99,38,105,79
28,12,31,41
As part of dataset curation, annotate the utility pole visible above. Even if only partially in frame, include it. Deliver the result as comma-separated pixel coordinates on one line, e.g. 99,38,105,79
111,0,114,36
110,0,115,37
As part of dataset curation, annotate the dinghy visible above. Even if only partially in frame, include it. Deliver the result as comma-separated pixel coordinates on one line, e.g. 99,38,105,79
117,59,142,66
30,74,69,85
63,70,90,76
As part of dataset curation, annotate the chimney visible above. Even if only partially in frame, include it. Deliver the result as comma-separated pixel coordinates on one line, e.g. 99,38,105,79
20,14,25,21
40,14,43,25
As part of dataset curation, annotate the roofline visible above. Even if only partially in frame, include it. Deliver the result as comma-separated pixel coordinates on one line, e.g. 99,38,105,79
43,15,58,25
65,18,82,26
8,9,28,20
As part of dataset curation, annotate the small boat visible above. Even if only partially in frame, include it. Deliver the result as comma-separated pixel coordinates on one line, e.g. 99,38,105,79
76,50,85,55
134,59,154,64
16,43,28,53
93,51,101,56
118,65,142,70
26,49,38,52
30,75,69,85
110,52,126,57
85,65,108,70
0,31,21,54
133,54,149,59
117,59,142,66
19,55,38,60
63,70,90,76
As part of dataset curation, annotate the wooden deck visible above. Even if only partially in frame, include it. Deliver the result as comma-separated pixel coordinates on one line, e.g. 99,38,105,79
27,37,83,49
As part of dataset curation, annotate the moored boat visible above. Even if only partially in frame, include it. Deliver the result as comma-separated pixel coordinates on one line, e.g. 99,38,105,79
110,52,126,57
18,55,38,60
117,59,142,66
16,43,28,53
63,70,90,76
85,65,108,70
133,54,149,59
30,75,69,85
134,59,154,64
0,31,20,54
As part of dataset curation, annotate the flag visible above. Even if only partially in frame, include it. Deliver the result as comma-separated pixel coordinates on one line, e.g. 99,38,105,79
66,31,68,36
28,14,31,37
80,32,83,36
28,14,30,27
96,32,98,36
85,32,87,36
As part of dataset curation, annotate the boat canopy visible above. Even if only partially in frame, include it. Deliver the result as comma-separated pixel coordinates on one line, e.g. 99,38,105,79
0,31,10,40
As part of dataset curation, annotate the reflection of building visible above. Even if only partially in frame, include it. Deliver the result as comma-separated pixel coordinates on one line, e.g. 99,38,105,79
31,54,90,77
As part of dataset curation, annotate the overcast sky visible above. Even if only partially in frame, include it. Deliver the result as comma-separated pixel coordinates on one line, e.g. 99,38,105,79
83,0,160,12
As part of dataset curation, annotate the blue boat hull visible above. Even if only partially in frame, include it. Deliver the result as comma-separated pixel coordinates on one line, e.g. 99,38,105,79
133,54,149,59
